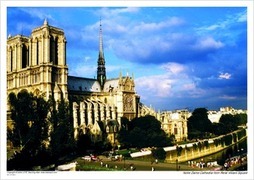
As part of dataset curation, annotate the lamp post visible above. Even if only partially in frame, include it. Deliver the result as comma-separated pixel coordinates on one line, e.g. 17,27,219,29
123,156,125,170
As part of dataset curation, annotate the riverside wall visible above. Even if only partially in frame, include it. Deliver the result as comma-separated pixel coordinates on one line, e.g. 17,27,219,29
164,129,247,163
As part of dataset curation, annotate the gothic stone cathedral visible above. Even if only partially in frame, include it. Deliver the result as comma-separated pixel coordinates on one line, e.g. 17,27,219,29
7,20,188,145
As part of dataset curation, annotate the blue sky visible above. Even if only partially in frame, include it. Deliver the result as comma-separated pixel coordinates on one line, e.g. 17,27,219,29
7,6,248,111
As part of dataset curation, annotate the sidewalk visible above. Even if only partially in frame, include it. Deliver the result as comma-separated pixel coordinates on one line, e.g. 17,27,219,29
94,156,221,171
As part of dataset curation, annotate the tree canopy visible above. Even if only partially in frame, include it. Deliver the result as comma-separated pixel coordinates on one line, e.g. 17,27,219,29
48,98,76,162
8,90,50,153
187,108,212,139
7,91,76,169
7,90,51,170
187,108,247,138
210,112,247,135
118,115,173,149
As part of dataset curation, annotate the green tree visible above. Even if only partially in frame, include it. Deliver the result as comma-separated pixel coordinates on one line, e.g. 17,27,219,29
152,147,166,160
8,90,50,153
7,90,50,170
76,133,91,154
49,98,76,164
120,117,129,131
210,113,247,136
219,114,238,133
187,108,212,139
118,115,173,149
210,122,227,135
176,145,183,156
234,113,247,126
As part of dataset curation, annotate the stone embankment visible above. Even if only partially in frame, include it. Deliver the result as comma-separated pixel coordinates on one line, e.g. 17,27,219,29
130,128,247,164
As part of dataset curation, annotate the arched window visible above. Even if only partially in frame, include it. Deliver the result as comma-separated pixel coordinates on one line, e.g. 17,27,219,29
174,124,178,134
54,37,58,65
22,45,28,68
10,47,13,71
36,40,39,65
50,36,59,65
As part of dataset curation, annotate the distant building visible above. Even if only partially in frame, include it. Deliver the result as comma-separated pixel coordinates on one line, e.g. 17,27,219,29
208,106,247,123
159,110,190,141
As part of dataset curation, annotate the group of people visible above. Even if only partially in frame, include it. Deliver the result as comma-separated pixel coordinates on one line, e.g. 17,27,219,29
224,154,247,170
187,160,207,168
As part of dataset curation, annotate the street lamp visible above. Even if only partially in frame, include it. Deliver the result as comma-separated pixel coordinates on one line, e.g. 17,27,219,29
123,156,125,170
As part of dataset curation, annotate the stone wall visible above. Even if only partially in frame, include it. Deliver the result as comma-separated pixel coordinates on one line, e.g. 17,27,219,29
165,129,247,163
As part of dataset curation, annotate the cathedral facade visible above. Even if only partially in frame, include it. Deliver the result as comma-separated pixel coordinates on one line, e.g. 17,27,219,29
7,20,187,145
6,20,68,128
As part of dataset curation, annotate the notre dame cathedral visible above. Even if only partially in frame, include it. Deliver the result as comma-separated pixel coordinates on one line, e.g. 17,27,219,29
6,20,188,145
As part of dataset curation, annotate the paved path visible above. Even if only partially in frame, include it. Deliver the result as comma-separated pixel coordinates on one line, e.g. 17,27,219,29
82,156,222,171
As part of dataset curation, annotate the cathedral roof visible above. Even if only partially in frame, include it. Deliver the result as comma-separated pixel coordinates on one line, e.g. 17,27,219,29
103,79,120,92
68,76,101,92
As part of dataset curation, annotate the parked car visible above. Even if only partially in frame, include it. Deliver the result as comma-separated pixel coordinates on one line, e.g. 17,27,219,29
90,154,99,161
82,155,92,161
82,154,100,162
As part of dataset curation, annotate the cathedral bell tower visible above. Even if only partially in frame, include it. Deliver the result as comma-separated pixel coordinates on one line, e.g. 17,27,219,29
97,19,106,88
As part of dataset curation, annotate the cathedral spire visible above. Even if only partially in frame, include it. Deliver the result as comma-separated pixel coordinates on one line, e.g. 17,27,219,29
97,18,106,89
99,18,104,59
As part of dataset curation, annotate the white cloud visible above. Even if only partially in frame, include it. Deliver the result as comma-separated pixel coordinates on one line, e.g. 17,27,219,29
111,7,140,14
199,22,227,32
183,83,196,91
237,12,247,22
218,72,231,79
205,24,222,31
219,95,237,100
106,65,122,73
135,75,173,98
84,56,91,62
77,10,226,64
69,58,121,78
196,9,246,33
132,17,184,33
161,62,185,74
19,8,54,21
69,64,97,78
193,37,224,50
112,35,172,62
135,63,206,100
100,7,140,18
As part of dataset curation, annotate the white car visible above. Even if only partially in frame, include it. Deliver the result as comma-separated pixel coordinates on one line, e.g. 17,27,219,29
82,156,92,161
